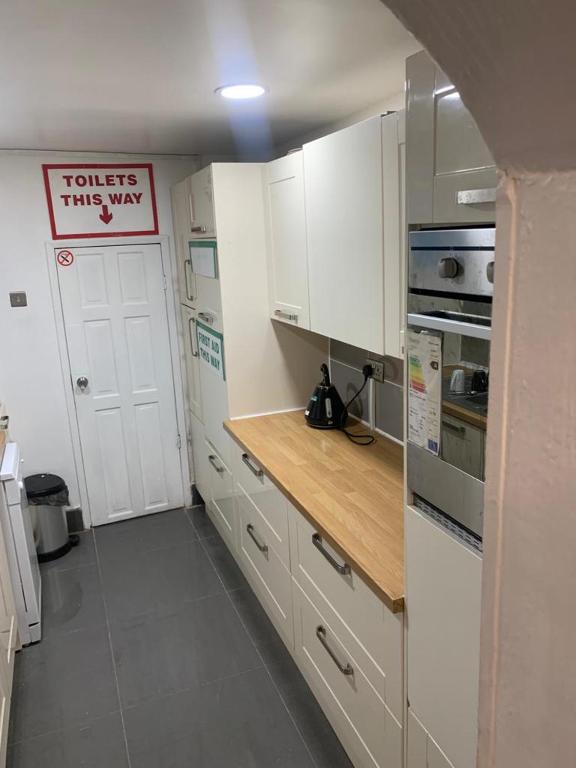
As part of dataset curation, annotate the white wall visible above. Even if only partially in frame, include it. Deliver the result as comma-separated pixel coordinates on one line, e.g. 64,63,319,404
0,151,199,509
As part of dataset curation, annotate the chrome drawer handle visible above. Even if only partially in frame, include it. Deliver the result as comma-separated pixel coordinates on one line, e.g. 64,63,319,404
242,453,264,478
197,312,214,325
442,420,466,435
456,187,496,205
208,455,224,474
191,225,207,233
274,309,298,322
246,524,268,554
312,533,351,575
316,626,353,676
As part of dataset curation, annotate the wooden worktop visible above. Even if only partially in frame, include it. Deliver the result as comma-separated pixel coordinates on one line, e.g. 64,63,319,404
0,432,6,467
224,410,405,612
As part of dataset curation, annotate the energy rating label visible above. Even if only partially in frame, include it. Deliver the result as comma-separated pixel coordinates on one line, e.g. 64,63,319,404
408,330,442,455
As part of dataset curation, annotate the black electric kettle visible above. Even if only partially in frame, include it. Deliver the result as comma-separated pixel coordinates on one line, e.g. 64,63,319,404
305,364,348,429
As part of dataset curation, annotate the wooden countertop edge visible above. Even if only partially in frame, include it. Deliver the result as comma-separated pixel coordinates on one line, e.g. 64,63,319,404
224,420,405,614
0,432,6,468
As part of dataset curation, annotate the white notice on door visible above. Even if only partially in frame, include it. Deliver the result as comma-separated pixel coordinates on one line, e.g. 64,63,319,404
408,330,442,455
196,322,225,381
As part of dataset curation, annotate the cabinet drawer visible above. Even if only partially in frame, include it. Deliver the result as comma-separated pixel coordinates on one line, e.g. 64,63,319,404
293,583,402,768
237,492,293,648
235,448,290,568
206,443,236,551
291,510,403,722
433,167,497,224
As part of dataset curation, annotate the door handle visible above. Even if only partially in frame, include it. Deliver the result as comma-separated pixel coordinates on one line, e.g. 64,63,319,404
456,187,496,205
76,376,89,391
242,453,264,478
273,309,298,322
246,523,268,554
191,226,207,234
312,533,351,575
198,312,215,325
442,420,466,436
316,626,353,676
189,318,199,358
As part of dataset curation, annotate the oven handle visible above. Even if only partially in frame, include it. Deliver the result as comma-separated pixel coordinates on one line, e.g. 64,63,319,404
407,312,491,341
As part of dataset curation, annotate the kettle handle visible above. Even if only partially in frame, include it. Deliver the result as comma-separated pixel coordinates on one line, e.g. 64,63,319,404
320,363,331,387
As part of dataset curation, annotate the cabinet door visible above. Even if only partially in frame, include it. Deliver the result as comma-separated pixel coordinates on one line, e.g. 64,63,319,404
265,151,310,329
189,412,210,503
180,306,202,421
406,50,496,225
171,179,196,307
0,492,17,768
206,442,236,551
304,116,385,354
406,505,482,768
441,414,485,480
189,166,216,238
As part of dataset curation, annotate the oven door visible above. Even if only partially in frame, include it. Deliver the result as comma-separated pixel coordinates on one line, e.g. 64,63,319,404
407,295,490,538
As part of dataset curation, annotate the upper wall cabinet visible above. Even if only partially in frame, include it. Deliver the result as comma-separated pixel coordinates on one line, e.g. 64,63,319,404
264,151,310,329
406,50,497,226
304,113,404,357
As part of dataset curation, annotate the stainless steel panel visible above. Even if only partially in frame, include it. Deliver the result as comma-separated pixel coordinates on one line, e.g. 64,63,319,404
409,228,495,298
407,442,484,538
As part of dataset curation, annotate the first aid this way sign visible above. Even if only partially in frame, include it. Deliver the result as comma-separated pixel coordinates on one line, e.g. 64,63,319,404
42,163,159,240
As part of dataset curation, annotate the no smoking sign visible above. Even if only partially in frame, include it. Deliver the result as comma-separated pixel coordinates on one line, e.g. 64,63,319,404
56,250,74,267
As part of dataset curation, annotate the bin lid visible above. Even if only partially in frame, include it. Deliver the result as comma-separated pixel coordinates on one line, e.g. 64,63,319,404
24,473,67,498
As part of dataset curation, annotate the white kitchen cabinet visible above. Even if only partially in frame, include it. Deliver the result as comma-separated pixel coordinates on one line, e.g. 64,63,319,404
264,151,310,329
304,113,404,357
206,440,236,551
293,582,402,768
172,164,327,497
189,411,210,502
406,50,496,225
188,166,216,238
180,305,202,421
405,504,482,768
0,486,18,767
407,710,455,768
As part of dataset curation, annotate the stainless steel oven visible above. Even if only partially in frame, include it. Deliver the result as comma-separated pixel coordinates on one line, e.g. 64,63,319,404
406,227,495,542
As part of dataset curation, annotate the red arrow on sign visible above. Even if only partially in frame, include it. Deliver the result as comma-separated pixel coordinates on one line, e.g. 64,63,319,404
99,205,113,225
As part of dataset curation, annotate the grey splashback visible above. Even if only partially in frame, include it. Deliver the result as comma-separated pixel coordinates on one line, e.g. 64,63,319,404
329,340,404,442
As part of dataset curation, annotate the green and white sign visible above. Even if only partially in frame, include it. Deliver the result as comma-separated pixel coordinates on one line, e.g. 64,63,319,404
196,321,225,381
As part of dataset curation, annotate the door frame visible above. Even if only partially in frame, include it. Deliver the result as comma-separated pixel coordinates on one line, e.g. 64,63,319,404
45,235,192,527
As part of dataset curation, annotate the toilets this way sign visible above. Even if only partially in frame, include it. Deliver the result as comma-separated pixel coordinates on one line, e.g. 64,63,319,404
42,163,159,239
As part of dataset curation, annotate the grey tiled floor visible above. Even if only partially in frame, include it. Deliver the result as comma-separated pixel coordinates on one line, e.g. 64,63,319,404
7,507,353,768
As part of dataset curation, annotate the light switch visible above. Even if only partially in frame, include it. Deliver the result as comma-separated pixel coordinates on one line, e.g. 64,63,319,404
9,292,27,307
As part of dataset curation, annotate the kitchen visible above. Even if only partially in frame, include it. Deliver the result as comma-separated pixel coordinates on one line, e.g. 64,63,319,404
0,2,566,768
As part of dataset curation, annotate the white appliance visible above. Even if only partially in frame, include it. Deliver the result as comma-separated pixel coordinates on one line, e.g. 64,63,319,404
0,443,41,645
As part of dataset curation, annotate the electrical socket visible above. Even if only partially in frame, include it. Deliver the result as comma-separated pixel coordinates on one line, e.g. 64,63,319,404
367,358,384,383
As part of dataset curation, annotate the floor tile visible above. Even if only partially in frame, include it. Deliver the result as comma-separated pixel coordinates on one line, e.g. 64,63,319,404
99,540,224,621
40,531,96,573
41,564,106,638
202,534,248,591
186,505,217,539
230,587,308,698
123,668,315,768
283,687,354,768
95,509,197,561
7,712,129,768
9,625,119,742
110,593,262,707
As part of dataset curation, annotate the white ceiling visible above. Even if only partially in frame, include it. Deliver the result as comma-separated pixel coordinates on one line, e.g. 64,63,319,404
0,0,418,157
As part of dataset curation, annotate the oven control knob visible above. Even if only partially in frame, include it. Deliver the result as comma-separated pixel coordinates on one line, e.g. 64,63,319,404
438,257,460,279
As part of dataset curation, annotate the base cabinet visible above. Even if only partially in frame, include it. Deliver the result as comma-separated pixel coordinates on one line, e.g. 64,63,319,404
407,710,455,768
293,583,402,768
222,438,404,768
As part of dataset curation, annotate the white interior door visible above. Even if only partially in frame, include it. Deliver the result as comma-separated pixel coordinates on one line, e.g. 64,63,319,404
56,243,184,526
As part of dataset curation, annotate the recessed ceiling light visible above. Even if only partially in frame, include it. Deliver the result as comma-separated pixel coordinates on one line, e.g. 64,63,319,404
216,84,266,100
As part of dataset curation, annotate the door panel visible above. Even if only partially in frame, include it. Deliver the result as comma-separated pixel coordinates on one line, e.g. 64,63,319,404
57,243,184,525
